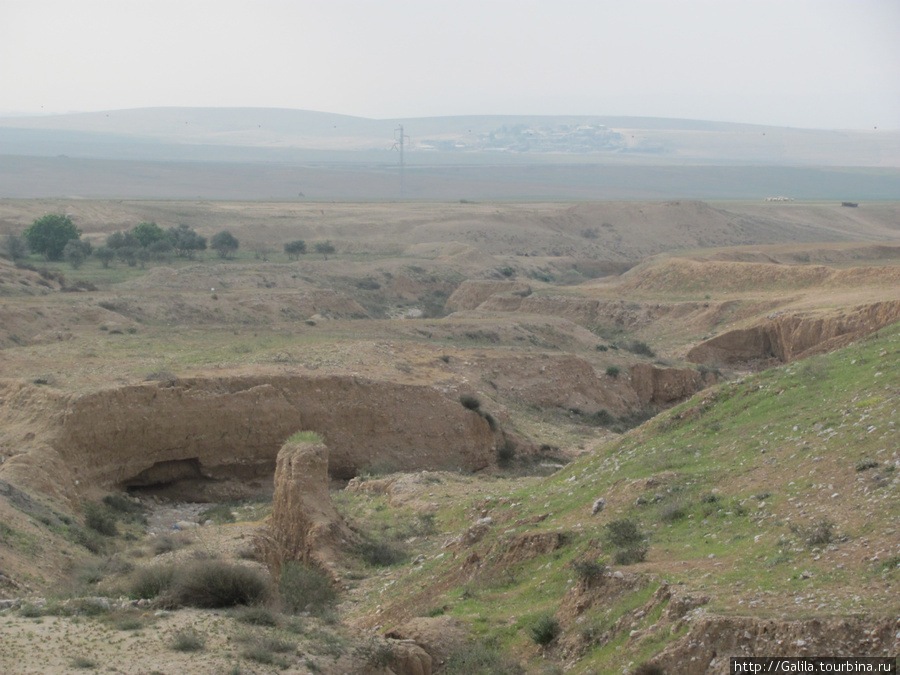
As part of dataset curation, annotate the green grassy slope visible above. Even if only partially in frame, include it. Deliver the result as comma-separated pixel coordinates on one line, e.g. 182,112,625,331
350,322,900,672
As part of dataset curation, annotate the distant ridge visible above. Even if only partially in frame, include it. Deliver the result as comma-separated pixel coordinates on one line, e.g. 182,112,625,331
1,107,897,167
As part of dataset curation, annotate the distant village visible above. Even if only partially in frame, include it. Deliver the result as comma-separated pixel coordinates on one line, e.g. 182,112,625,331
417,123,626,153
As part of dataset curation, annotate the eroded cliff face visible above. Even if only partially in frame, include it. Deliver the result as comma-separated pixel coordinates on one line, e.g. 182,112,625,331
0,373,497,502
687,300,900,367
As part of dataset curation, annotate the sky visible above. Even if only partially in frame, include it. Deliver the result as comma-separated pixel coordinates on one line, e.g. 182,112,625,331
1,0,898,129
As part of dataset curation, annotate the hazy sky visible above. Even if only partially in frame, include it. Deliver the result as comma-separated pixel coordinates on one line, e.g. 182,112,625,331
2,0,898,129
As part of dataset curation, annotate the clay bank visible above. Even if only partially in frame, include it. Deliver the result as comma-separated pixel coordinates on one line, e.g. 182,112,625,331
0,373,497,504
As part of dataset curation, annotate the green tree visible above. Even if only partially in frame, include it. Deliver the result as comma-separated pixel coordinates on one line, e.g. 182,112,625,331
210,230,239,259
314,241,335,260
95,246,115,268
130,221,166,248
63,239,91,269
23,214,81,261
106,231,138,250
147,238,173,261
166,224,207,259
284,239,307,260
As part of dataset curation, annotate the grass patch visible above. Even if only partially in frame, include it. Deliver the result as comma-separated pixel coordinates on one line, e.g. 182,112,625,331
444,640,524,675
232,605,281,626
278,561,337,616
198,503,236,525
169,628,206,652
288,430,323,444
236,631,295,667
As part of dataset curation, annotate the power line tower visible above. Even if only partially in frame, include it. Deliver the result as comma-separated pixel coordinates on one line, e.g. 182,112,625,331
392,124,410,198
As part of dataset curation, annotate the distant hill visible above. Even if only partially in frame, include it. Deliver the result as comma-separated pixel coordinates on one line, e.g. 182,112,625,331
1,108,898,199
2,107,898,166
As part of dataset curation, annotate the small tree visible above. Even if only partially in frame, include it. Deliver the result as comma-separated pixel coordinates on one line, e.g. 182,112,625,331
95,246,115,268
3,234,28,261
284,239,307,260
130,221,166,248
166,224,207,259
210,230,239,259
147,238,174,261
314,241,335,260
23,214,81,261
117,245,139,267
63,239,90,269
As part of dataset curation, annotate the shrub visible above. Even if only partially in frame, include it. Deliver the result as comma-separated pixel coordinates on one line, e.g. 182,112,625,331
84,503,118,537
232,605,280,627
18,603,45,618
791,518,835,547
572,558,607,583
632,663,665,675
173,561,270,608
4,233,28,261
585,409,615,427
604,519,648,564
102,494,147,524
70,655,98,669
169,628,205,652
237,633,295,666
129,564,177,599
444,640,524,674
357,539,408,567
528,614,561,646
614,547,648,565
605,365,620,378
659,501,688,522
71,526,108,554
149,533,191,555
497,438,517,467
355,637,397,669
856,458,879,472
625,340,655,358
278,561,337,616
604,519,644,548
459,394,481,411
198,503,236,525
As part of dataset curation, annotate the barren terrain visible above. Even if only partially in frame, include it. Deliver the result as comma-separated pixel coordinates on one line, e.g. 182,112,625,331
1,198,899,674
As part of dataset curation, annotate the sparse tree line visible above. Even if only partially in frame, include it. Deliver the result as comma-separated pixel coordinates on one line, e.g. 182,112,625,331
4,214,340,269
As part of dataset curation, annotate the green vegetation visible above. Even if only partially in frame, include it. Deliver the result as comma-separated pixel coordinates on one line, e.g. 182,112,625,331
284,239,307,259
314,240,336,260
128,560,270,608
23,214,81,261
288,430,323,444
70,655,99,669
278,562,337,616
210,230,240,258
528,614,561,646
169,628,206,652
198,503,237,524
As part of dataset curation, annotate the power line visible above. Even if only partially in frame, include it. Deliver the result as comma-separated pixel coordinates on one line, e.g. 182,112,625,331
392,124,410,198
